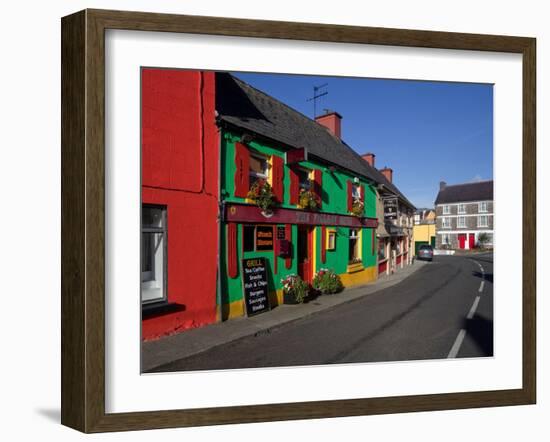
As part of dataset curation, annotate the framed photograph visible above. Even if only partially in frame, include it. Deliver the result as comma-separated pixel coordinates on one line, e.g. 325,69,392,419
61,9,536,433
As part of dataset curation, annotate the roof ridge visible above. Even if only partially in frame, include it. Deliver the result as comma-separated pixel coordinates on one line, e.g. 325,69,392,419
230,73,323,128
443,179,494,188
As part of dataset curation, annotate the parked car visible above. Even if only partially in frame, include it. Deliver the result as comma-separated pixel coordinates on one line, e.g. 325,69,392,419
417,244,434,261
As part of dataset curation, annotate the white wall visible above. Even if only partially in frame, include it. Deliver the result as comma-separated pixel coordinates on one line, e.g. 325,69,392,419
0,0,546,440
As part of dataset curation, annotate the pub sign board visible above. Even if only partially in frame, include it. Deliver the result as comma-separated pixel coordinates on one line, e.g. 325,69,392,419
255,226,274,251
383,197,398,220
241,258,271,316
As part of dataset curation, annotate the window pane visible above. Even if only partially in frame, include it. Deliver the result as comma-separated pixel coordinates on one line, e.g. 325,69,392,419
250,155,267,176
298,169,310,189
349,238,357,262
141,231,165,302
143,206,164,228
243,225,255,252
352,184,360,199
141,206,166,304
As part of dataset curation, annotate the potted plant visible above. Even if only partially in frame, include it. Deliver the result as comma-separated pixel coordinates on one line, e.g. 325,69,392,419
298,188,320,211
351,198,364,217
247,179,276,216
281,274,309,304
312,268,344,295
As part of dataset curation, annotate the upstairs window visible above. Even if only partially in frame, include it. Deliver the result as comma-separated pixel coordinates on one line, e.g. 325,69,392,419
442,205,450,214
479,201,488,213
297,168,311,191
352,183,361,200
249,153,269,188
478,215,488,227
458,203,466,214
441,217,451,229
457,216,466,228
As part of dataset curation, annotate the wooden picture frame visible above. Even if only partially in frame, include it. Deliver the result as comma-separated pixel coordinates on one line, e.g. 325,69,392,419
61,9,536,433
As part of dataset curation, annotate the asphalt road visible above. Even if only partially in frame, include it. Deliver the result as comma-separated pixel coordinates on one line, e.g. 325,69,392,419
152,253,493,372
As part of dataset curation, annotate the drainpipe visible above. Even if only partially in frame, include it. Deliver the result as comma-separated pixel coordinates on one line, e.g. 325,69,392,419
216,128,223,323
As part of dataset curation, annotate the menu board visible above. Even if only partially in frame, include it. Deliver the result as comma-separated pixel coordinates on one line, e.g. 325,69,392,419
241,258,270,316
255,226,274,251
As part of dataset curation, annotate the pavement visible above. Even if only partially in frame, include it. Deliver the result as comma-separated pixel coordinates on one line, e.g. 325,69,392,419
142,259,428,372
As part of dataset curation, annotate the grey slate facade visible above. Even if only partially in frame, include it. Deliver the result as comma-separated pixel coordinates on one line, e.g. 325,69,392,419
434,181,494,250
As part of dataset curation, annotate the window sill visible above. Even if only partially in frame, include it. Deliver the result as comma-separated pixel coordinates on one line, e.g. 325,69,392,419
347,262,364,273
142,301,185,319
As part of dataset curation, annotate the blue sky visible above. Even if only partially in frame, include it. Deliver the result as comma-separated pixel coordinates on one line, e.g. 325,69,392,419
232,72,493,209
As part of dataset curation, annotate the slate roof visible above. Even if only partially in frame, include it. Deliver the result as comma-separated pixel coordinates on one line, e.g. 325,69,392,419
435,180,493,205
215,72,415,209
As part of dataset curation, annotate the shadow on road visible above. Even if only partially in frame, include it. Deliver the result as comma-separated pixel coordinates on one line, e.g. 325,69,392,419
472,270,493,283
470,256,494,265
463,314,494,356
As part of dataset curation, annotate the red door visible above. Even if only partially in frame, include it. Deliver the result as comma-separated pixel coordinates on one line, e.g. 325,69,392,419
469,233,475,249
297,226,313,282
458,234,466,249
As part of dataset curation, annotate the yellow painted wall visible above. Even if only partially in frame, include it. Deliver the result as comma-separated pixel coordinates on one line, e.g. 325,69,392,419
412,223,436,255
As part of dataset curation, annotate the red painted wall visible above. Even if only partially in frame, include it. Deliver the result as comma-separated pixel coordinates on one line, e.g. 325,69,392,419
141,69,219,340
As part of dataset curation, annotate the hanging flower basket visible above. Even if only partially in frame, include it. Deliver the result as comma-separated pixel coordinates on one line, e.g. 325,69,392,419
247,179,276,213
298,189,320,211
351,199,364,217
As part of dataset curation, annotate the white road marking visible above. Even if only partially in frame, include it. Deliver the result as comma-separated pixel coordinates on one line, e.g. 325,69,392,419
468,296,481,319
448,329,466,358
448,258,487,358
470,259,485,293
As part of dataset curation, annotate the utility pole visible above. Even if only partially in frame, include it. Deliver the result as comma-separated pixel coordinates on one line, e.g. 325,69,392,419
306,83,328,118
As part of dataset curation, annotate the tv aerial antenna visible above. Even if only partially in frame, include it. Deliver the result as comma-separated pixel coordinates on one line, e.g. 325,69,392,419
306,83,328,119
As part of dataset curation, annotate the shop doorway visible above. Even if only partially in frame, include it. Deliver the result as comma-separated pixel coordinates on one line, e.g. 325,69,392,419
297,226,313,282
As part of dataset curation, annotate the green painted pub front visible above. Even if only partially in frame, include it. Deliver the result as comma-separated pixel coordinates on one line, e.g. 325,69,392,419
219,129,379,320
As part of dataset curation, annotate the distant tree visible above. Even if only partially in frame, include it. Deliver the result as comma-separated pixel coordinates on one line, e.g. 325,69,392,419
477,232,490,249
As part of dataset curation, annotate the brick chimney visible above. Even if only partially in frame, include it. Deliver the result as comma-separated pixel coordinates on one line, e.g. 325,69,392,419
440,181,447,190
315,111,342,139
380,167,393,183
362,153,375,167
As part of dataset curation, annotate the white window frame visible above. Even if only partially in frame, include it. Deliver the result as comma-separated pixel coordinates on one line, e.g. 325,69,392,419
441,233,450,245
442,205,450,214
478,215,489,227
479,201,488,213
458,203,466,214
457,216,466,228
441,217,451,229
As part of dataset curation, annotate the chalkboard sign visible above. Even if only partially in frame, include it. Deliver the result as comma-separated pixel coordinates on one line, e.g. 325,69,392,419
241,258,271,316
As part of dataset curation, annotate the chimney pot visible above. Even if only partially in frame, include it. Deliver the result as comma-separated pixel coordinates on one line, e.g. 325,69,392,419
315,111,342,139
380,167,393,183
440,181,447,190
362,153,375,167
